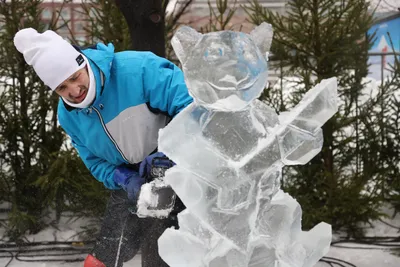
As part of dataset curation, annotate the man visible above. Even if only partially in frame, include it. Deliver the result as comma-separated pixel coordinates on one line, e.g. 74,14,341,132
13,28,192,267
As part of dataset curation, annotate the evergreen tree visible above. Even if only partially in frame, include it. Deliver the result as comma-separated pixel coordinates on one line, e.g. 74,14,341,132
377,58,400,216
0,0,109,241
35,147,109,224
165,0,195,61
80,0,194,58
81,0,131,51
202,0,239,32
244,0,396,236
0,0,63,240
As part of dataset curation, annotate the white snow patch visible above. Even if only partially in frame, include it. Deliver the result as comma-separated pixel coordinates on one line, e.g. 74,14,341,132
0,205,399,266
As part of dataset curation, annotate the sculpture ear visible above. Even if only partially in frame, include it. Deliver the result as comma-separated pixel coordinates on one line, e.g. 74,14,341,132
172,26,202,65
249,22,274,58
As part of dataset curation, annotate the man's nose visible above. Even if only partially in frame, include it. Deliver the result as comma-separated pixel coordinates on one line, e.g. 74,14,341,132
69,85,81,97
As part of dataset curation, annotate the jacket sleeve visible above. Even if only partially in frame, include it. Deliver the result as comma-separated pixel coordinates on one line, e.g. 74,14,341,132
141,52,193,117
66,130,119,190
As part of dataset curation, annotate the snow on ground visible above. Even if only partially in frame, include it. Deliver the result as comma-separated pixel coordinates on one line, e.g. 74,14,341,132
0,257,139,267
316,205,400,267
316,245,399,267
0,205,399,267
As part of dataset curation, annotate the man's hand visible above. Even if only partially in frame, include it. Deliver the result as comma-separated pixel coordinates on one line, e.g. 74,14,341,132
136,152,177,218
114,152,177,217
113,166,145,203
139,152,174,181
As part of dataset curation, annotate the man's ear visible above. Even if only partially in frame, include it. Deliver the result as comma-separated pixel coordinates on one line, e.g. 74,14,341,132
171,26,202,65
249,22,274,58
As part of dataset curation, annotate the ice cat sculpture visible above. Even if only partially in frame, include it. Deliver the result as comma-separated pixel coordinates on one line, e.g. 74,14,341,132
157,23,338,267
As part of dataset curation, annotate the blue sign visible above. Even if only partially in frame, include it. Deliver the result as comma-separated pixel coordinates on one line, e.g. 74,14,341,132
368,16,400,80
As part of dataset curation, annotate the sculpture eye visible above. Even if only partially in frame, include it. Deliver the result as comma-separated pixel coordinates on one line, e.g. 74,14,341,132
204,45,225,61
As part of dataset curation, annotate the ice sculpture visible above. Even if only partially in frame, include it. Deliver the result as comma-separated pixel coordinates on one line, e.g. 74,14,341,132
158,23,337,267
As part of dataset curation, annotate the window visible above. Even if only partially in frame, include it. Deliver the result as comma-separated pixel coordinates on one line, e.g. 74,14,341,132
72,7,86,20
43,22,51,31
74,21,85,33
56,20,71,35
60,8,71,20
42,8,52,20
56,20,70,28
75,36,87,45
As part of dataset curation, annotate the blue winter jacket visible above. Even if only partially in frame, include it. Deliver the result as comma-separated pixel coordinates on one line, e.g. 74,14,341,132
57,43,192,189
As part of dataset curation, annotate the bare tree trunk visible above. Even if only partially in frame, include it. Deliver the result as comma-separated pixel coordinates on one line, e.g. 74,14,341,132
114,0,167,57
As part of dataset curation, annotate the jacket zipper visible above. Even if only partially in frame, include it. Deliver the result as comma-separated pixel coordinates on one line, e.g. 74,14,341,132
91,106,130,163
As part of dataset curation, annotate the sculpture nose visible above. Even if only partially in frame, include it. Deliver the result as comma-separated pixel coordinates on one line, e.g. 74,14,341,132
219,74,238,84
218,62,250,87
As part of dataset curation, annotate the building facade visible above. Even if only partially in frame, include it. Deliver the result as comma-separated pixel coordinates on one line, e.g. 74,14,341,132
41,0,88,43
176,0,288,32
41,0,288,40
368,11,400,80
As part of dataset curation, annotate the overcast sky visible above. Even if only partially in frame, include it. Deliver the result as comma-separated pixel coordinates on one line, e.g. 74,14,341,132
369,0,399,11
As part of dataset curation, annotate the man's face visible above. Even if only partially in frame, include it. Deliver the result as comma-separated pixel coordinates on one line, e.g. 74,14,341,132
55,67,90,103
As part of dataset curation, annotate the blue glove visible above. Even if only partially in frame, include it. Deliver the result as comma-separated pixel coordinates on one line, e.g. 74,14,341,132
139,152,174,180
113,166,145,202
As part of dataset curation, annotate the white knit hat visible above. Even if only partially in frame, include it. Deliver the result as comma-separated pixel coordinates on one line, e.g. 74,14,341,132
13,28,87,91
